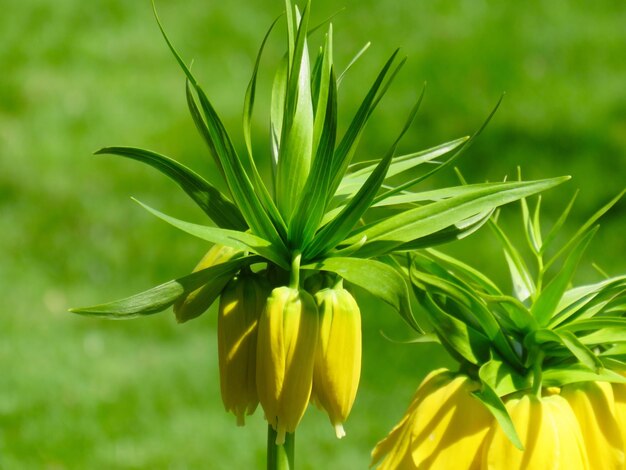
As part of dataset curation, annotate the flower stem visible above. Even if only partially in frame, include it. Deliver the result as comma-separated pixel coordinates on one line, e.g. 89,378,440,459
290,252,302,289
267,425,295,470
531,350,545,397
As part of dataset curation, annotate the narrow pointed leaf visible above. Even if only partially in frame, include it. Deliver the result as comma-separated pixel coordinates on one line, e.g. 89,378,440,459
545,190,624,270
134,199,289,269
305,92,423,259
70,257,253,318
344,177,569,258
475,363,523,450
531,228,597,326
95,146,246,231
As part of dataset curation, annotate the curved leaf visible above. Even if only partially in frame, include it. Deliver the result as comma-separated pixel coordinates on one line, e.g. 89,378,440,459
95,146,246,231
70,257,254,319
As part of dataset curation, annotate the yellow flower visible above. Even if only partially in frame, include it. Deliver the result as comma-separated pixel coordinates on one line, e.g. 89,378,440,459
256,286,319,445
311,286,361,439
481,393,588,470
561,381,625,469
217,271,268,426
174,244,240,322
371,369,492,469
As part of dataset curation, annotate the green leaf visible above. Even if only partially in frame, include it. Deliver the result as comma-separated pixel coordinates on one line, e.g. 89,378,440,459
344,178,569,258
478,358,530,397
540,190,578,255
337,42,371,86
557,330,602,372
410,265,521,367
550,276,626,327
489,218,535,302
543,363,626,387
373,95,504,203
243,14,282,163
95,146,246,231
337,137,468,199
545,190,624,270
70,257,253,319
556,317,626,333
134,199,290,270
531,228,597,326
304,257,420,332
289,67,338,248
416,291,491,365
392,209,493,251
275,1,314,221
327,50,404,201
578,327,626,346
305,90,424,259
474,362,523,450
152,3,285,246
270,56,288,168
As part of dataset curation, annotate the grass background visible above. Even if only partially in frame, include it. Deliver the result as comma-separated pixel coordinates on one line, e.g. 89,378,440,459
1,0,625,468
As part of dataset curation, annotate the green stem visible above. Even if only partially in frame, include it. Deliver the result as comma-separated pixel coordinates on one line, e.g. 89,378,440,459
290,252,302,289
531,349,545,397
267,425,295,470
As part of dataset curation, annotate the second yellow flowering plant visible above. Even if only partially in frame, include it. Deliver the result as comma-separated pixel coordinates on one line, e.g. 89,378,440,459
372,188,626,468
71,0,575,468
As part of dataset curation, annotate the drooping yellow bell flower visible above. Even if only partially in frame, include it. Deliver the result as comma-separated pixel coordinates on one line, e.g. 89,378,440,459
371,369,493,469
174,244,240,322
311,285,361,439
481,393,588,470
561,381,625,469
217,270,268,426
256,286,319,445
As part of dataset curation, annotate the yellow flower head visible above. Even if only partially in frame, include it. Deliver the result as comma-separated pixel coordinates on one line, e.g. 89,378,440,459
312,285,361,439
256,286,319,445
561,381,625,469
482,393,588,470
217,270,268,426
371,369,492,469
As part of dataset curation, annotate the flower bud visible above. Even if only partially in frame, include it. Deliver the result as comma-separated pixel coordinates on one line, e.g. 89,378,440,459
174,244,241,322
217,271,268,426
482,394,588,469
562,381,625,469
256,286,319,445
312,286,361,439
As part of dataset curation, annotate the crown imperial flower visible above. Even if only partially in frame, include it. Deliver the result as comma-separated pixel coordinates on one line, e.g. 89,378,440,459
217,269,268,425
256,285,319,445
311,282,361,439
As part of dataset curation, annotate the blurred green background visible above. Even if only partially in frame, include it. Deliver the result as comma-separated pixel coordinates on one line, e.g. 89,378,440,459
1,0,625,468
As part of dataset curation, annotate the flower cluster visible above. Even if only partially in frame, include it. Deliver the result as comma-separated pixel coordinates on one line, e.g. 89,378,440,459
373,191,626,468
373,369,626,469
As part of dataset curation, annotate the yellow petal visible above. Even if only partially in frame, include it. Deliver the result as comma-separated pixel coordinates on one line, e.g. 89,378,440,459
371,369,457,469
562,381,625,469
313,287,362,438
408,375,491,469
612,382,626,448
482,394,588,470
